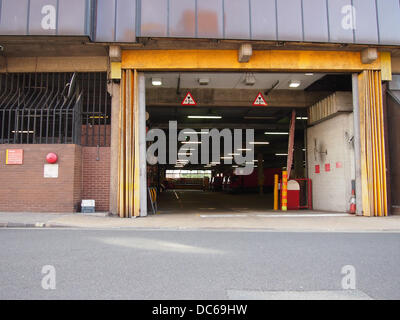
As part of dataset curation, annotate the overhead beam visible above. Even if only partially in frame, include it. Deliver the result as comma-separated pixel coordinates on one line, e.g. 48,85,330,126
148,123,294,130
122,49,386,72
146,88,331,108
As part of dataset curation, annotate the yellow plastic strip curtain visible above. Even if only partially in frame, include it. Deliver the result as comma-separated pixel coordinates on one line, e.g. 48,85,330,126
358,70,388,217
118,69,140,218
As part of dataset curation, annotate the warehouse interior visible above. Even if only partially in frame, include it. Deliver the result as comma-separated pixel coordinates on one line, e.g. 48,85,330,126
144,72,354,215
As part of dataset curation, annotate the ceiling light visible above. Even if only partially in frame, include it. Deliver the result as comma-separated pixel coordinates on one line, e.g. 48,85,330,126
228,153,240,156
198,78,210,86
151,78,162,86
181,148,196,151
221,156,233,160
275,153,288,156
237,148,252,151
296,117,308,120
178,153,193,156
244,73,256,86
181,141,202,144
249,142,270,145
244,116,276,120
183,131,209,135
305,73,314,76
188,116,222,119
211,161,220,165
12,130,34,134
264,132,289,135
289,80,301,88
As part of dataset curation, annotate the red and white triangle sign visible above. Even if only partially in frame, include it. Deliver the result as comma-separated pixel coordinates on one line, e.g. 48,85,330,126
252,92,268,106
181,92,197,106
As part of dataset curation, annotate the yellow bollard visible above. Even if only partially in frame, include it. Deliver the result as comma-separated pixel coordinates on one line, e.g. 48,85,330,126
274,174,279,211
281,171,288,211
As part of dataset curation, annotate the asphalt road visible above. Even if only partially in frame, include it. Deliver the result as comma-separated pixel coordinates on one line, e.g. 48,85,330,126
0,228,399,300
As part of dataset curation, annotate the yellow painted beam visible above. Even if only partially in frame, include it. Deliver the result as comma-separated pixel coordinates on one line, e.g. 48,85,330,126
122,49,384,72
380,52,392,81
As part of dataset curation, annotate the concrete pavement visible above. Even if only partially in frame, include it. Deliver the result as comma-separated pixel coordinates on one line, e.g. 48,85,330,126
1,210,400,232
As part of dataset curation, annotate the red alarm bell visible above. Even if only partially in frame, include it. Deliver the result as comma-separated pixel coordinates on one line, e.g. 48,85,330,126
46,152,58,164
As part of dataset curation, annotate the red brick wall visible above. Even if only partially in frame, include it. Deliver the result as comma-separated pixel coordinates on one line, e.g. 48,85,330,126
81,125,111,147
82,147,110,212
0,144,82,213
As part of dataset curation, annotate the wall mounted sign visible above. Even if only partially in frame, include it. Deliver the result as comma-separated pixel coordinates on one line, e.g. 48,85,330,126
181,92,197,106
315,165,320,174
6,149,23,165
325,163,331,172
44,164,59,178
252,93,268,106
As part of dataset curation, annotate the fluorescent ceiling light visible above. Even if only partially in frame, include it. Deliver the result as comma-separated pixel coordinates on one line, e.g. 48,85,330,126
244,116,276,120
198,78,210,85
211,161,220,165
178,153,193,156
180,148,196,151
181,141,202,144
244,73,256,86
237,148,252,151
183,131,209,135
12,130,34,134
228,153,240,156
296,117,308,120
289,80,301,88
276,153,288,156
188,116,222,119
221,156,233,160
264,132,289,135
151,78,162,86
305,73,314,76
249,141,270,145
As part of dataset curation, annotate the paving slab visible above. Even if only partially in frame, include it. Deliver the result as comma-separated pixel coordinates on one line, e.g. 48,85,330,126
1,211,400,232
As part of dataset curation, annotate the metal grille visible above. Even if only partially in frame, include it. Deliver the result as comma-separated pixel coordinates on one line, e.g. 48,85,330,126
0,72,110,146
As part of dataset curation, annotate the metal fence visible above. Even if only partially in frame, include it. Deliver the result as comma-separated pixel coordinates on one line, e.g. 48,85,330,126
0,72,110,146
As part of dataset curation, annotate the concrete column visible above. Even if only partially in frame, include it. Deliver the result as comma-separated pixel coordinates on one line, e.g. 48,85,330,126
109,82,120,215
352,74,363,215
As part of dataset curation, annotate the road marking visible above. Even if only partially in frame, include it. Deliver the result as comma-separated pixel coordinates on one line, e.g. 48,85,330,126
200,214,248,218
200,213,351,218
256,213,352,218
227,289,373,300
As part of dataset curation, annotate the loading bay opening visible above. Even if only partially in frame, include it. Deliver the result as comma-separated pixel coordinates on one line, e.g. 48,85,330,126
144,72,354,216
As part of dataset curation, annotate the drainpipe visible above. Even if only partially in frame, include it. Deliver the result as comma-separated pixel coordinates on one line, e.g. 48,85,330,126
352,74,363,216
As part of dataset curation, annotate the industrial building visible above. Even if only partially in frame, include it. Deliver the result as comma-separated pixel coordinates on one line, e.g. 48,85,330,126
0,0,399,219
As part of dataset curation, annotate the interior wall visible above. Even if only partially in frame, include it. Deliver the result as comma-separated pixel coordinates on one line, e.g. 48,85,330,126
307,113,355,213
387,91,400,214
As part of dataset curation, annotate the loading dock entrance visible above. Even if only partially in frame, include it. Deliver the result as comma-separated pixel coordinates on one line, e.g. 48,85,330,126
114,49,391,218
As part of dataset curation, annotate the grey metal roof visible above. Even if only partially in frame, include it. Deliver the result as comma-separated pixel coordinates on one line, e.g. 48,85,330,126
1,0,400,46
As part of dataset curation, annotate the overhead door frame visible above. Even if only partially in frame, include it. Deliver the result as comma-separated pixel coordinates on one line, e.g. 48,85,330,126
116,49,392,218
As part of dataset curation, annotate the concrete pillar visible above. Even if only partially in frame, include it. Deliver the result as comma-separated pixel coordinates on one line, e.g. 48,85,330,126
109,82,120,215
352,74,363,215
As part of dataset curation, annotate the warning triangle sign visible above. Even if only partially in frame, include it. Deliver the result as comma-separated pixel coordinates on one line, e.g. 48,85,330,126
252,92,268,106
181,92,197,106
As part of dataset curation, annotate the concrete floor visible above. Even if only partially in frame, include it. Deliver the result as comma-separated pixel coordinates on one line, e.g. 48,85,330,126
158,189,277,215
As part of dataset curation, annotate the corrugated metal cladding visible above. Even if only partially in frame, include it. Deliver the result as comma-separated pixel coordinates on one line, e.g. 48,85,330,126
1,0,400,45
0,0,92,36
